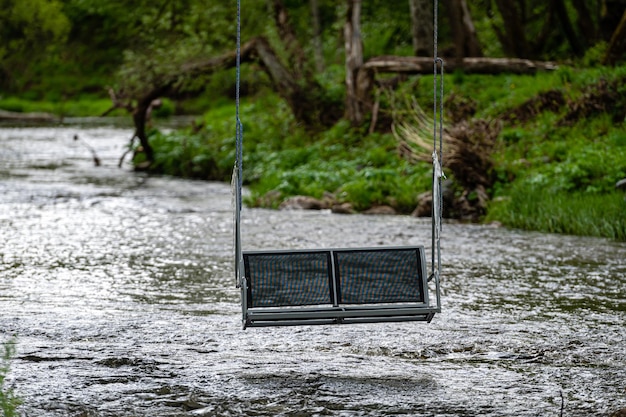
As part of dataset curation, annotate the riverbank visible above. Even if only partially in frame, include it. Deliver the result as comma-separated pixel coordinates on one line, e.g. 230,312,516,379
144,65,626,240
1,65,625,240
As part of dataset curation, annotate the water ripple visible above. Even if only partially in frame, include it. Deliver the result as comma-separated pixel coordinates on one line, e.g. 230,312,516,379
1,126,625,417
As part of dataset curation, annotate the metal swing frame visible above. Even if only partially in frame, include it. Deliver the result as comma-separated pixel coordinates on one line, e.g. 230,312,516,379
233,0,444,329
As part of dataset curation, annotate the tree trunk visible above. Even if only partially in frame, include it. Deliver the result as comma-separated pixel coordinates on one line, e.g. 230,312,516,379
132,87,171,164
409,0,433,56
345,0,365,126
458,0,482,56
249,37,301,102
492,0,530,58
361,56,558,74
443,0,483,59
552,0,584,56
600,0,626,41
571,0,597,42
272,0,308,79
310,0,325,72
443,0,464,60
531,2,557,57
123,35,343,165
603,9,626,65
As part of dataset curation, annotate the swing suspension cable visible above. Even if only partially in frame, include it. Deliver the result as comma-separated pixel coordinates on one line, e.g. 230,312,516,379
234,0,243,288
234,0,443,288
432,0,444,286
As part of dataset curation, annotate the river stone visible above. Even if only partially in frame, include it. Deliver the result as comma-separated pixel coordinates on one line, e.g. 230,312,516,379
279,195,326,210
363,205,397,215
609,408,626,417
258,190,282,207
412,191,432,217
331,202,355,214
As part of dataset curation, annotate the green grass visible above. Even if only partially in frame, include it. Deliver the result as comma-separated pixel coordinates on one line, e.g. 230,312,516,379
487,186,626,240
0,96,124,118
142,98,432,213
8,66,626,240
446,65,626,240
407,63,626,120
245,126,431,212
1,338,21,417
140,64,626,240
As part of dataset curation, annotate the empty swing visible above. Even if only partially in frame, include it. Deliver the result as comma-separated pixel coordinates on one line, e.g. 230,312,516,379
233,0,444,329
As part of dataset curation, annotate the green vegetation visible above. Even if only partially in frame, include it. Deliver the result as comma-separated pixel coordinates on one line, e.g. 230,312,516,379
0,96,120,118
139,93,431,213
139,65,625,240
1,1,624,240
243,121,431,212
0,338,21,417
487,186,626,240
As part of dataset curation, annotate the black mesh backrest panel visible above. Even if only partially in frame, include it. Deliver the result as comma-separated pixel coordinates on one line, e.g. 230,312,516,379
334,248,424,304
244,251,333,308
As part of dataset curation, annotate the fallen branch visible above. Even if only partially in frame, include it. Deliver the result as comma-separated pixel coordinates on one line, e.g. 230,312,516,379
0,109,58,122
363,56,558,74
100,88,134,117
73,134,101,166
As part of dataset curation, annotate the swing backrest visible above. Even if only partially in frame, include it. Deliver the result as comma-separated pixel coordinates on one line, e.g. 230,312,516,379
243,246,428,310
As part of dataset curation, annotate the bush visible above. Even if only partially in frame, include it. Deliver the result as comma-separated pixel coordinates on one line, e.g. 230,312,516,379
146,128,234,181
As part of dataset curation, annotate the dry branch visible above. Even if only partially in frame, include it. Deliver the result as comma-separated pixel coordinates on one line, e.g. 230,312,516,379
363,56,558,74
393,100,501,220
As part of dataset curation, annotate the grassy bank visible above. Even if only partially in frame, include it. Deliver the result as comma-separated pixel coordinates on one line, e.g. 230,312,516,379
0,95,117,118
487,186,626,240
143,96,432,213
2,65,625,240
143,65,626,240
449,65,626,240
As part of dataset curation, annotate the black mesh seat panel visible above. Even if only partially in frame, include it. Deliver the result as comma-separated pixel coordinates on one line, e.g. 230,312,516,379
334,248,424,304
244,251,333,308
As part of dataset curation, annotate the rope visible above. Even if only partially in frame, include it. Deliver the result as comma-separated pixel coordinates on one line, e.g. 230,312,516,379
234,0,243,287
233,0,443,296
431,0,444,286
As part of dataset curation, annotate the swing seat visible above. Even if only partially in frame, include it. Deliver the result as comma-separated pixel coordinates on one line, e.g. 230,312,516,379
241,246,439,328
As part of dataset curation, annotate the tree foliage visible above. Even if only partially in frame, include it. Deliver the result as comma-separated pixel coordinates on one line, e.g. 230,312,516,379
0,0,70,90
0,0,624,101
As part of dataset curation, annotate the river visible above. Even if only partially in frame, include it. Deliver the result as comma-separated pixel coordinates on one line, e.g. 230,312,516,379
1,123,625,417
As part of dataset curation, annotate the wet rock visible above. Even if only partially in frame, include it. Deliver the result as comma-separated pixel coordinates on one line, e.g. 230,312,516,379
134,161,152,171
331,202,355,214
412,191,432,217
609,408,626,417
487,220,503,228
322,191,338,207
191,406,218,416
363,205,396,215
279,195,326,210
257,190,282,207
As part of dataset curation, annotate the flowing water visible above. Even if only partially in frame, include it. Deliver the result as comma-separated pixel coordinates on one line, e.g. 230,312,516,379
1,123,625,417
